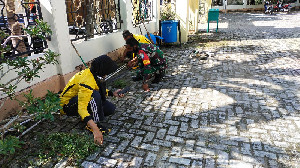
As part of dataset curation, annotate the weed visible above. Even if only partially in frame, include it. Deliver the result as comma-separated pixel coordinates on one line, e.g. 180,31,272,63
112,79,127,89
35,132,98,166
0,136,24,155
205,140,210,147
224,145,232,154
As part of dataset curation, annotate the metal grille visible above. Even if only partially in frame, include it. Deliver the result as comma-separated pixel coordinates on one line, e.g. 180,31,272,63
0,0,48,58
132,0,153,27
66,0,122,41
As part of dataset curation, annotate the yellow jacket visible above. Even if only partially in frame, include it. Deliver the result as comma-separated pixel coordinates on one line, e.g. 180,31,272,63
60,68,109,122
133,34,151,44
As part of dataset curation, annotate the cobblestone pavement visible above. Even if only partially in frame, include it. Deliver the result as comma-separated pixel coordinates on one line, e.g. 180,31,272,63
80,11,300,168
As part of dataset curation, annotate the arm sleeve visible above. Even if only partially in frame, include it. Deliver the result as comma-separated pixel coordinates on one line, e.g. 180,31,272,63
78,84,93,122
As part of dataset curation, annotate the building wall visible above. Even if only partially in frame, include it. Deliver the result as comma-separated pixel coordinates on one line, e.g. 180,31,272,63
175,0,189,43
189,0,200,32
0,0,160,120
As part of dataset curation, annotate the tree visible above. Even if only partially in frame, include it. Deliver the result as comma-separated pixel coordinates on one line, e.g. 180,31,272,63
0,1,60,155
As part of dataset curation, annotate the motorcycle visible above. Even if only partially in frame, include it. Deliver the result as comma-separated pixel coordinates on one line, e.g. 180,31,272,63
264,1,274,14
274,1,292,12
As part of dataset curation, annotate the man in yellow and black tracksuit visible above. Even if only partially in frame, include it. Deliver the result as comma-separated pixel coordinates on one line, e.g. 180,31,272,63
60,55,123,145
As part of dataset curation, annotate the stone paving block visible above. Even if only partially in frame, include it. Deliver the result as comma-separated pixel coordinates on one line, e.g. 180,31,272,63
171,146,182,156
129,157,143,168
153,139,172,147
205,157,215,168
96,157,118,167
81,161,101,168
86,148,101,161
144,152,157,166
130,136,143,148
165,135,184,143
216,150,229,165
254,150,277,160
102,144,117,157
156,128,167,139
126,147,146,156
251,141,263,151
191,160,203,168
241,143,252,155
228,160,254,168
140,143,160,152
167,125,178,135
180,122,189,131
117,140,130,152
191,119,199,128
169,156,191,166
143,132,155,142
111,152,133,162
186,140,195,151
116,161,129,168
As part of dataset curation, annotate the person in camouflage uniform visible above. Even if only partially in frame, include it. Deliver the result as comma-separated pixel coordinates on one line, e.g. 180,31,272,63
126,38,167,92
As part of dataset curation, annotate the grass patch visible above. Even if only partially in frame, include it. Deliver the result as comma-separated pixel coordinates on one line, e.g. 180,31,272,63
36,132,98,166
112,79,127,89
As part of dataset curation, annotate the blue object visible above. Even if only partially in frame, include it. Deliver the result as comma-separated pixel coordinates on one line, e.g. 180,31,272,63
145,33,157,44
207,9,219,32
161,20,178,43
145,33,163,45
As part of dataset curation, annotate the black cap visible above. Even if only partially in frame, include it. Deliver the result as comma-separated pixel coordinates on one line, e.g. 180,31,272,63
90,55,118,77
122,30,132,39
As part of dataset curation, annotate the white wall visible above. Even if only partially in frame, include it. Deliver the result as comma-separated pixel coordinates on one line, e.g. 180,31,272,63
176,0,189,43
1,0,160,95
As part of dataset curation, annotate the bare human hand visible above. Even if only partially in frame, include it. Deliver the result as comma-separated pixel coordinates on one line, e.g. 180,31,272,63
87,120,103,145
113,89,124,98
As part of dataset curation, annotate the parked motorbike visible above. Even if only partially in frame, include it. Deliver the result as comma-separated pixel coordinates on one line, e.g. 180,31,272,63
274,1,292,12
264,1,274,14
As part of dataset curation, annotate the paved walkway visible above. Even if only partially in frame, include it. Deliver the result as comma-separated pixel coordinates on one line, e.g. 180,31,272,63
81,11,300,168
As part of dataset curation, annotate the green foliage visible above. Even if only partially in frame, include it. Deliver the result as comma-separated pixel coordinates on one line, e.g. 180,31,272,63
112,79,127,88
13,123,26,133
160,3,176,21
19,90,61,121
24,20,52,40
0,49,60,99
38,132,98,166
0,136,24,155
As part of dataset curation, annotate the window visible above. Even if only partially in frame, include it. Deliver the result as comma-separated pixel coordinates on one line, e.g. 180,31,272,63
65,0,122,41
132,0,153,27
0,0,48,58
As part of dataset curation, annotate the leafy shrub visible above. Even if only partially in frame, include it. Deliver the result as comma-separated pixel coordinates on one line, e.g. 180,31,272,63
0,136,24,155
38,132,98,166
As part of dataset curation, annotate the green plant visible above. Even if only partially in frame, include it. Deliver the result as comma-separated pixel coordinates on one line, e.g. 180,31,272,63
0,136,24,155
37,132,98,166
24,19,52,39
18,90,62,121
0,19,60,158
224,145,232,154
0,49,60,99
112,79,127,88
160,3,176,21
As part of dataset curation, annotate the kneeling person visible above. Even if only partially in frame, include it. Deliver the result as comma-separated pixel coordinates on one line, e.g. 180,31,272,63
60,55,124,145
125,38,167,92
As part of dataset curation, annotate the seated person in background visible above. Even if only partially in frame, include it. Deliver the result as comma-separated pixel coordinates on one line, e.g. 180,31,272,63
122,30,152,44
125,38,167,92
122,30,154,62
60,55,124,145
